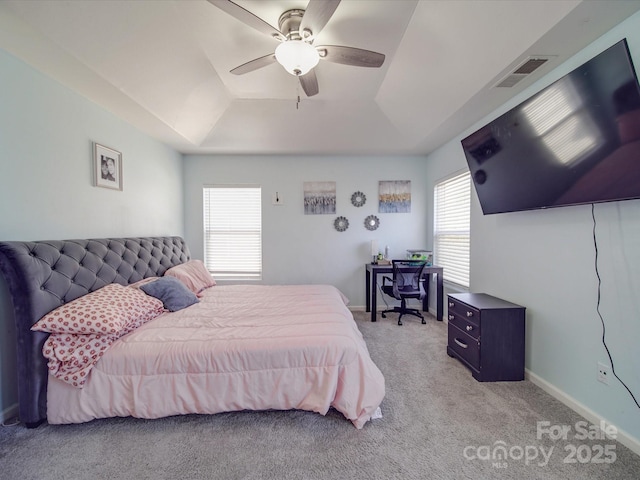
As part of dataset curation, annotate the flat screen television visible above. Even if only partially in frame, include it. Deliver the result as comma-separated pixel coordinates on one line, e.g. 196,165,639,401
461,39,640,215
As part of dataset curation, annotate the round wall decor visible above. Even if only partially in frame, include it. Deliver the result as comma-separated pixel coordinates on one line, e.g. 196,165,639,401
334,216,349,232
364,215,380,231
351,191,366,207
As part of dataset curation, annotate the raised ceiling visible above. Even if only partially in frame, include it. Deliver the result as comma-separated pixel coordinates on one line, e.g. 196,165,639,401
1,0,639,156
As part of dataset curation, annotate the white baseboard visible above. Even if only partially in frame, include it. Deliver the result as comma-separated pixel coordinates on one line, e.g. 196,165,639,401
1,403,18,425
526,369,640,457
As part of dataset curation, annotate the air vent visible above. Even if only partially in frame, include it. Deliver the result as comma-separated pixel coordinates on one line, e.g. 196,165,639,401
494,56,554,88
513,58,548,74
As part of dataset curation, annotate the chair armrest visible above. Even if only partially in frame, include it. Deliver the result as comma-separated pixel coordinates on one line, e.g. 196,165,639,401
381,275,393,286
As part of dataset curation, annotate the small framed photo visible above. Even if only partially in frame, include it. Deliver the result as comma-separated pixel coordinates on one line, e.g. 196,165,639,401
94,143,122,190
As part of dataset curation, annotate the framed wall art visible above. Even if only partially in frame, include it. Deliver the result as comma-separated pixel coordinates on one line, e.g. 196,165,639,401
303,181,336,215
379,180,410,213
94,142,122,191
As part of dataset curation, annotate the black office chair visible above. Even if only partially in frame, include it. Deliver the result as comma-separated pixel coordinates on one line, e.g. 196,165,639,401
381,260,428,325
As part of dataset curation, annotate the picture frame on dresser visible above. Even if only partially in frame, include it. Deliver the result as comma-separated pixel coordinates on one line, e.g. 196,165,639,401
94,142,122,191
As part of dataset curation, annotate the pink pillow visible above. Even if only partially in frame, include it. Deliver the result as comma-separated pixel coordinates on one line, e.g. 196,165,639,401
43,333,113,387
164,260,215,295
32,283,164,335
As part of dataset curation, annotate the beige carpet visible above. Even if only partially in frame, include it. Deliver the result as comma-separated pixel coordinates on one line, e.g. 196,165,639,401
1,310,639,479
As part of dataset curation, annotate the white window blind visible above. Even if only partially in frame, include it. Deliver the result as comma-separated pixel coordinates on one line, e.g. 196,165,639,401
434,171,471,287
203,186,262,280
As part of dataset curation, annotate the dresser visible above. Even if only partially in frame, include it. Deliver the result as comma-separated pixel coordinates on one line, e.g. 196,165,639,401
446,293,525,382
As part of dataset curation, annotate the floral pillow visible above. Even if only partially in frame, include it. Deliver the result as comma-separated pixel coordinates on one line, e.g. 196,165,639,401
32,283,164,335
164,259,216,295
44,332,115,387
43,295,164,388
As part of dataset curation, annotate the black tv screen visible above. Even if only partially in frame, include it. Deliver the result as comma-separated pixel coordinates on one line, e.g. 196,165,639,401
461,39,640,215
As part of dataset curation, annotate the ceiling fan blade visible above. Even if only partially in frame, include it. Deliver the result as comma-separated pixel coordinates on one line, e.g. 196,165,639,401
299,70,319,97
230,53,277,75
207,0,285,41
316,45,385,68
299,0,341,38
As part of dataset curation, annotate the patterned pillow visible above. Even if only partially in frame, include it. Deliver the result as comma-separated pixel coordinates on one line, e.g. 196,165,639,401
31,283,165,335
43,294,165,389
44,332,116,387
164,259,216,295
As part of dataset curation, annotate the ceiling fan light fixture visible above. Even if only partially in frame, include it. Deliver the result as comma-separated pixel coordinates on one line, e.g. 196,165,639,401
275,40,319,76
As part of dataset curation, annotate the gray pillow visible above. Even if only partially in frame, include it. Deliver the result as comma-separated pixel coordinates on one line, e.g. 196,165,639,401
140,276,199,312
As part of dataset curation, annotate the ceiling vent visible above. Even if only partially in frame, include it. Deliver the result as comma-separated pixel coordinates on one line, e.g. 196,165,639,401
493,56,554,88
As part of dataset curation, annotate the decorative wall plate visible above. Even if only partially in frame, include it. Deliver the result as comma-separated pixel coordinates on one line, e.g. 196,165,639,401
334,216,349,232
351,191,366,207
364,215,380,231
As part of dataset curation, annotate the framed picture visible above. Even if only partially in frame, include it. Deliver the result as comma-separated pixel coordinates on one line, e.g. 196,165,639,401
94,142,122,190
379,180,411,213
303,181,336,215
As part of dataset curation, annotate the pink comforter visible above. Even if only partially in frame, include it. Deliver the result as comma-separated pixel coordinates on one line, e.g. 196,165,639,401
47,284,385,429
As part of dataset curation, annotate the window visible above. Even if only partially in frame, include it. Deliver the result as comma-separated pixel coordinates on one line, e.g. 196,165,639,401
203,186,262,280
434,171,471,287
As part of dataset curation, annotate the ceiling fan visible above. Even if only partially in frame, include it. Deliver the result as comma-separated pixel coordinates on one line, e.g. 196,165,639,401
207,0,385,97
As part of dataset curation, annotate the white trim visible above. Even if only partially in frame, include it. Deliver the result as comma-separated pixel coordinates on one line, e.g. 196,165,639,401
526,369,640,457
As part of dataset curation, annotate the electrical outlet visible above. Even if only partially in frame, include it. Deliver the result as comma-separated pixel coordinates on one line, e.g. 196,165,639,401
597,362,610,385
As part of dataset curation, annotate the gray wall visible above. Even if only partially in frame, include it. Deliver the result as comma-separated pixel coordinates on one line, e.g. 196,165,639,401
183,154,430,307
425,11,640,449
0,49,184,420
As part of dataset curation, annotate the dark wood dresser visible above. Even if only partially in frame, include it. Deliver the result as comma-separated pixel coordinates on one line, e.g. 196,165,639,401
446,293,525,382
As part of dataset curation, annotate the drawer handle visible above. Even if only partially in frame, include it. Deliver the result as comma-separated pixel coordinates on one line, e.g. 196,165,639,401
466,311,474,317
466,325,473,332
454,338,468,349
448,315,454,321
448,302,454,308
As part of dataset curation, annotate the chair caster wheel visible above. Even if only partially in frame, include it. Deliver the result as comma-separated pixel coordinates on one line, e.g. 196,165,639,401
381,313,386,318
421,319,426,324
397,320,403,326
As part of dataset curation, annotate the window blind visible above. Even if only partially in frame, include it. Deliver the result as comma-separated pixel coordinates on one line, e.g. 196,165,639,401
203,186,262,280
434,171,471,287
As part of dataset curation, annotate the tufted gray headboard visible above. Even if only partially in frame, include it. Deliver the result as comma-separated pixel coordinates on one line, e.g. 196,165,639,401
0,236,190,427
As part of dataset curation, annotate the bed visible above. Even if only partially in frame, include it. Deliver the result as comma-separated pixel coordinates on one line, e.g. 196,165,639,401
0,237,385,429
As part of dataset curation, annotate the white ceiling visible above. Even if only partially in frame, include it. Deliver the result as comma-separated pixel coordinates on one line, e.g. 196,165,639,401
1,0,640,156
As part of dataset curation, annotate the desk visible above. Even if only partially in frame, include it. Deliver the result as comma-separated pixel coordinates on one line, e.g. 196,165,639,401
365,263,444,322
